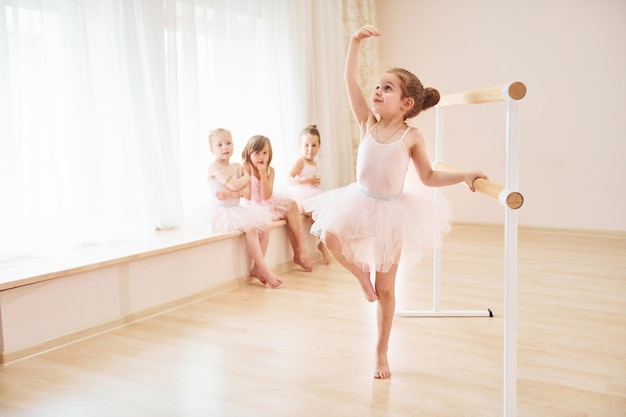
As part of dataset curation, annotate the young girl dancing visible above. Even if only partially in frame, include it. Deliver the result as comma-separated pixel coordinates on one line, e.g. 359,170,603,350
287,124,331,264
207,128,281,288
242,134,313,272
304,24,487,379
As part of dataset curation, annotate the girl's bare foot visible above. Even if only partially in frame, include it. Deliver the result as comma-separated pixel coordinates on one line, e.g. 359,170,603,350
374,354,391,379
260,271,282,288
294,253,313,272
317,241,330,265
250,265,268,285
251,266,281,288
358,272,378,302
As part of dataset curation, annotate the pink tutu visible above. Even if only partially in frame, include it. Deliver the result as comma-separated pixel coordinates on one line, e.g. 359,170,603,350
249,175,293,220
304,182,453,273
246,195,292,221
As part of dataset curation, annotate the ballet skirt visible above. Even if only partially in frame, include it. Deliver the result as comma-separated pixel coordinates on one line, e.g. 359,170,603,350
304,124,454,273
207,179,272,234
286,162,323,213
249,174,292,221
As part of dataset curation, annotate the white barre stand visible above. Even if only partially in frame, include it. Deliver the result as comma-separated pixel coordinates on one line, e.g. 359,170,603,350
395,81,526,417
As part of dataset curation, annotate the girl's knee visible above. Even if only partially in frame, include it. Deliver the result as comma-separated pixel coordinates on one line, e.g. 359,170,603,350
288,199,299,215
376,286,395,300
244,228,259,238
323,232,339,249
375,274,397,300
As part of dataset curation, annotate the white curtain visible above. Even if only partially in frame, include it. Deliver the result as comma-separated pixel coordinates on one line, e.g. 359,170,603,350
0,0,352,261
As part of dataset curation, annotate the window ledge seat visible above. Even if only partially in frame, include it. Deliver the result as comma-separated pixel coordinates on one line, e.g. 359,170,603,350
0,219,320,365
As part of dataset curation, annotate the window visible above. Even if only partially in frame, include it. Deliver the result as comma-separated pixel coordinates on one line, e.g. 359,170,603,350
0,0,307,260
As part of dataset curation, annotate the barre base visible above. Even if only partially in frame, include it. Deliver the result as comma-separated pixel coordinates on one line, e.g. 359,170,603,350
395,309,493,318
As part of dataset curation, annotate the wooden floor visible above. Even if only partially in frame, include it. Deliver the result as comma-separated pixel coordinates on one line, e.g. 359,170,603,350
0,225,624,417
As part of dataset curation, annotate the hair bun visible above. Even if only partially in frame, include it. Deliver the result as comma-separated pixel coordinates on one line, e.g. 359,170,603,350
423,87,441,110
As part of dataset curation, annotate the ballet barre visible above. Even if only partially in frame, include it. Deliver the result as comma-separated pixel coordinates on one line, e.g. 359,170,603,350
396,81,526,417
433,161,524,210
437,81,527,106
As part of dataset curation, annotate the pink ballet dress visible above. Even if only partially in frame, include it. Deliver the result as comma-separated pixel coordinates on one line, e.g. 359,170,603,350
287,162,323,213
304,125,454,273
207,178,272,234
249,174,292,221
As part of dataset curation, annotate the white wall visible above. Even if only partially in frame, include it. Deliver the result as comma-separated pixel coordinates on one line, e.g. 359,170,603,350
377,0,626,232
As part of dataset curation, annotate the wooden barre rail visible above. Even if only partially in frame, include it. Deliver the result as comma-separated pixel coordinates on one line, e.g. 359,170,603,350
434,161,524,210
438,81,526,107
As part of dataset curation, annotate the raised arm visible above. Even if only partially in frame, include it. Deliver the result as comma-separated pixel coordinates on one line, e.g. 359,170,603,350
345,25,381,133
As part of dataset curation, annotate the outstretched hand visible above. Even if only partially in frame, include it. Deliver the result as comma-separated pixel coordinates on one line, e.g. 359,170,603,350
465,170,489,192
353,24,381,41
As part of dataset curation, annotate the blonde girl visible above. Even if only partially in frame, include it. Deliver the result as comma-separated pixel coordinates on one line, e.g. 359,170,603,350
207,128,281,288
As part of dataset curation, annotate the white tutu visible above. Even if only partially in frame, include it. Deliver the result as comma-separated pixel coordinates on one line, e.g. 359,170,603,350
304,182,453,273
208,201,272,235
282,163,324,213
207,179,272,234
284,183,323,213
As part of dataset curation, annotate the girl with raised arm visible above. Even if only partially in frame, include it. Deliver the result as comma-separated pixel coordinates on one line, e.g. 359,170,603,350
304,25,487,379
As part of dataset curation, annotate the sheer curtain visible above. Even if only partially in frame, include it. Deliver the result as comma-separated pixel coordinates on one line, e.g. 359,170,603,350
0,0,351,261
302,0,355,191
341,0,378,165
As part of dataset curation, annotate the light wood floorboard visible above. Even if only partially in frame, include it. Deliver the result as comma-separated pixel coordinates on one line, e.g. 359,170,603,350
0,224,624,417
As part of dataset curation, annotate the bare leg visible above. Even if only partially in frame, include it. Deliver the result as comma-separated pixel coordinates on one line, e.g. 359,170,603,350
317,241,330,265
373,265,398,379
284,199,312,271
245,228,281,288
324,232,377,302
249,227,264,282
303,215,329,265
259,227,270,256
